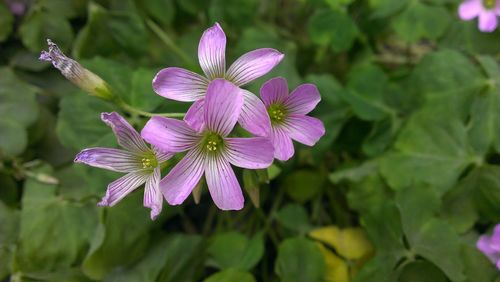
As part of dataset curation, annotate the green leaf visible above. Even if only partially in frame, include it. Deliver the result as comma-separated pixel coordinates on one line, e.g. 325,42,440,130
396,185,465,282
369,0,409,18
0,120,27,157
209,0,259,27
0,201,18,279
380,108,477,194
341,63,395,121
440,20,500,55
410,50,484,118
16,165,98,272
282,170,325,203
0,67,38,156
19,9,73,52
461,244,498,282
207,232,264,271
204,268,256,282
56,92,116,150
397,260,448,282
82,192,156,280
0,2,13,42
308,9,358,52
465,165,500,222
392,2,450,43
275,237,325,282
276,204,312,233
469,55,500,154
306,74,350,159
105,234,204,282
142,0,175,26
73,3,148,58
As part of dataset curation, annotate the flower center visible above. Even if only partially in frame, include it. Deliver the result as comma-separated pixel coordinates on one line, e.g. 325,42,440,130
141,154,158,169
483,0,496,9
203,132,224,153
267,104,287,124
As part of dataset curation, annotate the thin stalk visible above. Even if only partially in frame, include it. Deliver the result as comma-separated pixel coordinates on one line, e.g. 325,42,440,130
118,100,185,118
145,19,196,68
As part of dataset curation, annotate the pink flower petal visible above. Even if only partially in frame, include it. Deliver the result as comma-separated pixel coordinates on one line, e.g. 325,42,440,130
141,117,200,153
101,112,148,153
205,155,244,210
184,98,206,132
98,171,149,206
260,77,289,107
479,10,498,32
477,235,500,263
239,90,271,136
204,79,244,136
225,137,274,169
144,167,162,220
270,127,295,161
226,48,284,86
283,114,325,146
160,147,206,205
285,84,321,115
198,23,226,79
458,0,482,20
74,148,140,172
152,67,209,102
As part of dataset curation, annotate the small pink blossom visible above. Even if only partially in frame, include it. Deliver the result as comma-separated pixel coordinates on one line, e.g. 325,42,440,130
458,0,500,32
477,224,500,270
141,79,274,210
74,112,172,220
260,77,325,161
152,23,284,137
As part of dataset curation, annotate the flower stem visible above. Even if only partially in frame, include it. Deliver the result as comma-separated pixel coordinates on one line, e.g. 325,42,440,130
145,19,196,68
118,100,185,118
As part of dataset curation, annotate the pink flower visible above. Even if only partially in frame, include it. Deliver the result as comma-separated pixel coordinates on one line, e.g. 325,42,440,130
152,23,284,137
260,77,325,161
477,224,500,270
458,0,500,32
141,79,274,210
74,112,173,220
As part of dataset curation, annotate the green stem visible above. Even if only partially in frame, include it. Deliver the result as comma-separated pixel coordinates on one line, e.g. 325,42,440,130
118,100,185,118
145,19,196,68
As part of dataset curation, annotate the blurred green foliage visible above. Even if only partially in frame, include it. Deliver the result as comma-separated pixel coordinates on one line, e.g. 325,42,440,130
1,0,500,281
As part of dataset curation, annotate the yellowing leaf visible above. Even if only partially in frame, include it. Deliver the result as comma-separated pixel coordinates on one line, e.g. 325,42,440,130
309,226,374,260
317,243,349,282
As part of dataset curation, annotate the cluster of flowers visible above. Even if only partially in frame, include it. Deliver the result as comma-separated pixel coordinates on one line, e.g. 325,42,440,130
40,23,325,220
459,0,500,32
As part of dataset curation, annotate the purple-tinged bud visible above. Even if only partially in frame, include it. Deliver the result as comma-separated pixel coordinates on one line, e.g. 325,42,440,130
39,39,114,101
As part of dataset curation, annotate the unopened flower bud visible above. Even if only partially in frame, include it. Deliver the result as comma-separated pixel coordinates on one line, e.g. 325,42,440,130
39,39,113,101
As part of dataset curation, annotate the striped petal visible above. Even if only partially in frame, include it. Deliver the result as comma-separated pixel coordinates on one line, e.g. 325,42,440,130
98,171,149,206
260,77,289,107
184,98,206,132
284,84,321,115
226,137,274,169
239,90,271,136
198,23,226,79
101,112,148,153
141,117,200,153
226,48,284,86
152,67,209,102
205,154,244,210
160,147,206,205
144,167,162,220
283,115,325,146
74,148,140,172
204,79,243,136
270,126,295,161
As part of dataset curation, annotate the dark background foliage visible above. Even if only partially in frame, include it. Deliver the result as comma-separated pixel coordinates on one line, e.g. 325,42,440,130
1,0,500,281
